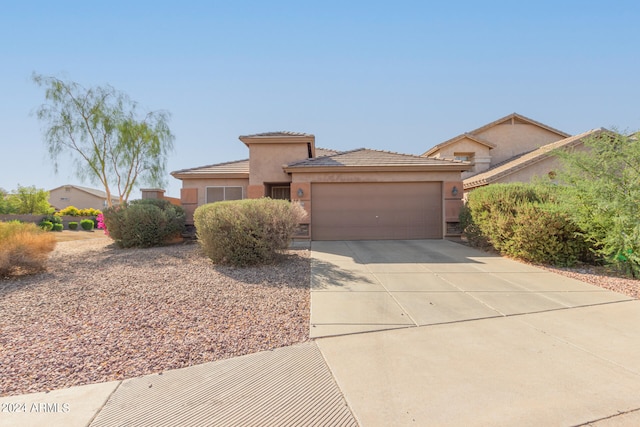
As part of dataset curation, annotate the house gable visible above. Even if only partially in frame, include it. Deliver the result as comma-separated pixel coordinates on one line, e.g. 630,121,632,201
464,128,605,190
239,132,316,190
422,113,570,180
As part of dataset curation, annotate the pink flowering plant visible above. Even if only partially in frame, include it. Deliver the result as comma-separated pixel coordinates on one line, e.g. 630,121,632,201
96,213,109,236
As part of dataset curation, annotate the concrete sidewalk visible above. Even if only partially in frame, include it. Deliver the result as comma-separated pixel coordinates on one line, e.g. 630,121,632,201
2,239,640,426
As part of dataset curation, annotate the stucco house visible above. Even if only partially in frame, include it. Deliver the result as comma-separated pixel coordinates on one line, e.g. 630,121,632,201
171,132,470,240
422,113,602,192
48,184,119,211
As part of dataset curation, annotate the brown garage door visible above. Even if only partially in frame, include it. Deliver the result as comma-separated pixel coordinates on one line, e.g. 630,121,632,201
311,182,442,240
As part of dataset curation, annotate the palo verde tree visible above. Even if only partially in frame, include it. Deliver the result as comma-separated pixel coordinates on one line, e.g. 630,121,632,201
33,73,174,207
554,129,640,277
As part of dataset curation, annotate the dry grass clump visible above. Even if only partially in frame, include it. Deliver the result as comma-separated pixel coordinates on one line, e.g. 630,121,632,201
0,221,56,277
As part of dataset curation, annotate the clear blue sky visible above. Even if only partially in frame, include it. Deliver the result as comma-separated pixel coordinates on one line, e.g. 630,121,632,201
2,1,639,198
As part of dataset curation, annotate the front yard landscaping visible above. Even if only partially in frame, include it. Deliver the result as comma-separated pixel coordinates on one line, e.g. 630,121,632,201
0,238,310,397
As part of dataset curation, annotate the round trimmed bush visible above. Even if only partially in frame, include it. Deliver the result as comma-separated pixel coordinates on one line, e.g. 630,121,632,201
68,222,78,230
194,198,306,266
102,199,186,248
80,219,94,231
39,221,53,231
52,223,63,232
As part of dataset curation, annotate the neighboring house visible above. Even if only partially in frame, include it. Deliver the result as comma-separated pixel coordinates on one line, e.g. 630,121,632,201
422,113,601,192
171,132,470,240
463,128,604,191
49,185,119,211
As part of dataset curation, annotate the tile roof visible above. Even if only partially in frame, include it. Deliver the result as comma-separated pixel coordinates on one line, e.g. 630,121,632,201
464,128,605,189
286,148,470,169
468,113,570,138
170,148,338,177
171,159,250,177
239,131,314,138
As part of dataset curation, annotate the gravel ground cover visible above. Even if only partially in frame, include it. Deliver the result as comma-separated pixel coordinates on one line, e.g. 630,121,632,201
539,264,640,299
1,238,638,397
0,239,310,397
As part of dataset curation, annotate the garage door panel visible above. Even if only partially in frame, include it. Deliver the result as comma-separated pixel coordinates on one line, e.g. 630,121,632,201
312,183,442,240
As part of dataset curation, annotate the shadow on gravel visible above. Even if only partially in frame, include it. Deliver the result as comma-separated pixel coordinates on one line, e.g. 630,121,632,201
212,251,311,289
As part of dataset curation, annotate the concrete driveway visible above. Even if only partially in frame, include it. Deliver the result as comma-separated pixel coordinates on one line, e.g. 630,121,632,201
310,239,630,337
4,239,639,427
311,240,640,426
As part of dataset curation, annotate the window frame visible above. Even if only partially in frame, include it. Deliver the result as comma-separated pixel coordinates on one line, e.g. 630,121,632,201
205,186,244,203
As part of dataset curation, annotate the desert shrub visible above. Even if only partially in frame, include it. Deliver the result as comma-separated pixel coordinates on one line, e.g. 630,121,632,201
68,222,78,230
80,219,94,231
102,199,185,248
52,223,63,231
39,220,53,231
464,183,591,266
194,198,306,266
58,205,81,216
0,221,56,276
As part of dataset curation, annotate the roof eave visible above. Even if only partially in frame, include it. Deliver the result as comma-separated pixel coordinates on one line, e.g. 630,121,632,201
284,164,471,174
171,172,250,180
239,135,315,147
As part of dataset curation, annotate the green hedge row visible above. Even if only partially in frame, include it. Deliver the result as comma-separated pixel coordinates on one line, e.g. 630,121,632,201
461,183,592,266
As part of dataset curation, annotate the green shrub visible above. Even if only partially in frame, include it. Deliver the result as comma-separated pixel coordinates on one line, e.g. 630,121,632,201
52,223,63,231
0,221,56,276
464,183,591,266
68,222,78,230
40,214,62,225
39,220,53,231
102,199,186,248
194,198,306,266
80,219,94,231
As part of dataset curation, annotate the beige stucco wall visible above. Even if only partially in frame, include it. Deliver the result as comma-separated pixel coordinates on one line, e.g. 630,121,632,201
49,188,109,210
485,157,561,185
431,139,492,177
249,143,310,185
476,123,564,165
433,139,492,159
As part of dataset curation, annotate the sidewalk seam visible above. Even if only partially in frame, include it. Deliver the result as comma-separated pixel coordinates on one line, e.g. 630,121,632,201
572,406,640,426
84,380,122,427
314,339,362,427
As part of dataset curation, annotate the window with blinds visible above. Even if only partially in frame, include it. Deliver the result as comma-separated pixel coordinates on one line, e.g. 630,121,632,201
206,186,243,203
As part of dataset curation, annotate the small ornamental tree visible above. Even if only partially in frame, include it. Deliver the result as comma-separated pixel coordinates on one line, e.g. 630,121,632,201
33,74,174,207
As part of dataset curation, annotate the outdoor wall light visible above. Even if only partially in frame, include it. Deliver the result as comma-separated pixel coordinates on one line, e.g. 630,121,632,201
451,186,459,197
297,188,304,197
